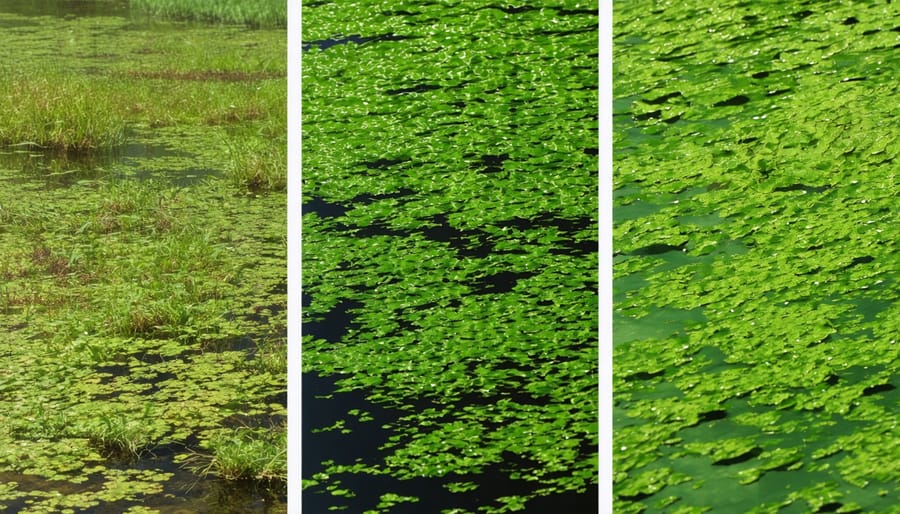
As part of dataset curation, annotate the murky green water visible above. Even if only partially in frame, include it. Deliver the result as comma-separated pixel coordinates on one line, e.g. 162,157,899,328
302,1,598,513
0,2,285,512
614,1,897,512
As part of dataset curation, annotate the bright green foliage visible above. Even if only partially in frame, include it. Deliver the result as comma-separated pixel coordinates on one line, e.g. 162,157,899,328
303,1,598,512
614,0,898,512
0,73,126,153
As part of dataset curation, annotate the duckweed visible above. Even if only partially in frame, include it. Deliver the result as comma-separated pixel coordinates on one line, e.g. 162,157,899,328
303,1,598,512
614,0,898,511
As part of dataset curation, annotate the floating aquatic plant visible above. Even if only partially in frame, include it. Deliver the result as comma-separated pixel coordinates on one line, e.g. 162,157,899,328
614,0,898,511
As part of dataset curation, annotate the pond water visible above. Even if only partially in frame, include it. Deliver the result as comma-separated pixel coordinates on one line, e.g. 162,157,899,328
0,2,286,512
614,0,897,512
302,2,598,513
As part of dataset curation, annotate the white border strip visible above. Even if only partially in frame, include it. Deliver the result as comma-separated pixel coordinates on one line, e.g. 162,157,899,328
598,0,613,511
287,0,302,512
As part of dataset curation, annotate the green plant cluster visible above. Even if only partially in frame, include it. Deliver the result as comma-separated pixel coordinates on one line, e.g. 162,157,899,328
303,2,598,512
129,0,287,27
0,6,286,512
614,1,898,512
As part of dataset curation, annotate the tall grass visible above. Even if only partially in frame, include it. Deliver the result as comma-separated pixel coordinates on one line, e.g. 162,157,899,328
181,426,287,481
0,74,126,153
129,0,286,27
225,134,287,191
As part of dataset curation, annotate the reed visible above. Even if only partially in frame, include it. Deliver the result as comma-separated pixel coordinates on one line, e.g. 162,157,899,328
225,133,287,191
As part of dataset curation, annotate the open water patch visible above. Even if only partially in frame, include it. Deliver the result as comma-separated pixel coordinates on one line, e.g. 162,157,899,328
303,372,598,513
302,33,411,52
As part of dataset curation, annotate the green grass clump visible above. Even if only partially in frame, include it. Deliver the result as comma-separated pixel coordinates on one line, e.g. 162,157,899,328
0,74,126,153
183,426,287,481
225,134,286,191
129,0,286,27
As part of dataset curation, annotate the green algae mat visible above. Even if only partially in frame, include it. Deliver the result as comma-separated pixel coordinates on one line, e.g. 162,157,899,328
302,1,598,512
0,5,286,513
614,1,898,512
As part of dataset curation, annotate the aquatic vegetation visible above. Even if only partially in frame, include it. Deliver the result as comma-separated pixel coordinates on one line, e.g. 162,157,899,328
129,0,287,27
303,1,598,512
225,132,287,191
614,0,898,512
0,5,286,512
181,425,288,481
0,13,285,155
0,73,126,153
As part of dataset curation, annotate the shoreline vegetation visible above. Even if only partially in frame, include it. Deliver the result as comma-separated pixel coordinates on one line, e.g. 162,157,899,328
0,0,286,511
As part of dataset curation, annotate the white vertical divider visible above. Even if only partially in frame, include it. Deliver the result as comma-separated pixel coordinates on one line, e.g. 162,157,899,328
287,0,302,512
599,0,614,511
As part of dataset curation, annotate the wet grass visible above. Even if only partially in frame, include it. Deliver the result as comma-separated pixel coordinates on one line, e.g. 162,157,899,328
0,13,286,192
182,426,287,481
130,0,287,27
225,133,287,191
0,73,126,153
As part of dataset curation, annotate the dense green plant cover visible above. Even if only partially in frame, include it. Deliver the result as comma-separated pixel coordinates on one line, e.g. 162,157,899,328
614,1,898,512
0,7,285,512
303,2,598,512
129,0,286,27
0,12,286,191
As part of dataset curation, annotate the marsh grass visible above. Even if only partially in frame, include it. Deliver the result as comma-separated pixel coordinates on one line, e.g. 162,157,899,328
181,426,286,481
224,134,286,191
81,406,161,460
129,0,286,27
95,179,181,234
0,75,126,153
0,12,287,505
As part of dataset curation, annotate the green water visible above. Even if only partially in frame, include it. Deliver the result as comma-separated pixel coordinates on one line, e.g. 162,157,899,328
614,1,898,512
302,1,598,512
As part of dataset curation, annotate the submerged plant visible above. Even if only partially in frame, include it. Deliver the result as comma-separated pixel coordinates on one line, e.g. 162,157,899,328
613,0,898,512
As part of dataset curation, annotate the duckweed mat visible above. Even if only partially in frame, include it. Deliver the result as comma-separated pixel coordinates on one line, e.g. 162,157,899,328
302,1,598,513
614,1,898,512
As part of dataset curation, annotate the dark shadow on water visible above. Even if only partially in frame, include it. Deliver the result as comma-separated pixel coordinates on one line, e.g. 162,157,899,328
0,452,285,514
302,33,412,52
302,197,348,218
303,299,363,343
303,372,598,513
